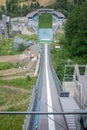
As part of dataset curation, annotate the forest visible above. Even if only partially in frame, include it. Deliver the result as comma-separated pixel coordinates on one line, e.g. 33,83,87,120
0,0,86,18
65,0,87,58
0,0,40,18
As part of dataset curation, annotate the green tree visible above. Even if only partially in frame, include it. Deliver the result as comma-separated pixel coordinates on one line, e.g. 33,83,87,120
0,6,6,18
65,0,87,57
73,0,86,7
6,0,18,16
35,2,40,9
60,0,68,10
22,4,29,16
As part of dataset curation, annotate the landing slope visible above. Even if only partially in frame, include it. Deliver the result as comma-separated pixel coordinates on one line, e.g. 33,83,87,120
38,13,53,43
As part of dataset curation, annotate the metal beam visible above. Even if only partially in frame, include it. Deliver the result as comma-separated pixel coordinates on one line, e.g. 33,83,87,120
0,111,87,115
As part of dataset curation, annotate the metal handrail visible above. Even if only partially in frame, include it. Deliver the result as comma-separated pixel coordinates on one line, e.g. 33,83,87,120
0,111,87,115
49,45,62,93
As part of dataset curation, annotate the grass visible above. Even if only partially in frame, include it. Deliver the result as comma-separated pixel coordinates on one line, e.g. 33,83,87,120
0,115,25,130
0,26,38,129
0,77,37,90
28,27,35,33
55,32,65,42
0,77,37,130
51,44,70,82
0,62,18,70
0,38,21,56
0,34,37,56
39,13,52,28
19,34,37,41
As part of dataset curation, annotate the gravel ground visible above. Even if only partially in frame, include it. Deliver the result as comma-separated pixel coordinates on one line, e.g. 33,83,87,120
0,55,21,63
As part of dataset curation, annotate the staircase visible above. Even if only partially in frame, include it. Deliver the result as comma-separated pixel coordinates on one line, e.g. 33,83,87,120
60,97,79,130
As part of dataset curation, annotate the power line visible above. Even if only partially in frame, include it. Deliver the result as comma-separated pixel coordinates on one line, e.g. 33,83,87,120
47,115,67,130
45,102,68,130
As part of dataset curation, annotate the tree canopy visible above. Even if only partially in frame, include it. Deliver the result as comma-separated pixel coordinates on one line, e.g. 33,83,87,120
5,0,40,17
65,0,87,57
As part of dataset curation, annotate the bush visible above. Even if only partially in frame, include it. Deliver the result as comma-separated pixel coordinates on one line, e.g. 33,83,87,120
26,74,31,81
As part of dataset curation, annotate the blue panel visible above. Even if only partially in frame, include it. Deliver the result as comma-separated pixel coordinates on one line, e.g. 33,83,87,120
34,99,40,128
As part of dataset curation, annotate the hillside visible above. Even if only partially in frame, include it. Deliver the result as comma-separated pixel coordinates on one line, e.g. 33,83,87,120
37,0,56,6
39,13,52,28
0,0,75,8
18,0,56,6
0,0,6,6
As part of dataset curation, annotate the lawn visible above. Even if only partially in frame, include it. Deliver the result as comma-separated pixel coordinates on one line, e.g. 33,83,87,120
0,34,37,56
0,77,37,130
39,13,52,28
0,38,20,56
0,25,37,130
0,62,18,70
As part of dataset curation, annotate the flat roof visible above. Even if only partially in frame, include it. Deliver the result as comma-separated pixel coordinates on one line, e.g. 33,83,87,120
60,97,79,112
